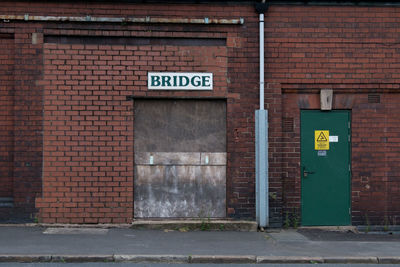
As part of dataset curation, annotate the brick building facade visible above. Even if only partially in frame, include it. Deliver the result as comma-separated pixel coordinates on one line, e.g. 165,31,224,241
0,0,399,226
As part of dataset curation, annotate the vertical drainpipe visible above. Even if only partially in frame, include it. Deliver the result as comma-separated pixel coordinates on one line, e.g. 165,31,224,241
255,1,269,229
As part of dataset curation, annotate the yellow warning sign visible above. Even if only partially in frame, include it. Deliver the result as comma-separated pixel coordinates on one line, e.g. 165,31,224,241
315,130,329,150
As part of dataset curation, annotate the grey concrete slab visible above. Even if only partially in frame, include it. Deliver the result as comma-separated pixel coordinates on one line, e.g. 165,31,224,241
0,227,268,256
266,230,309,242
135,152,227,166
130,220,257,231
189,255,256,264
134,99,226,153
200,152,226,165
43,228,108,235
51,255,114,263
114,255,187,263
257,256,323,264
135,152,201,165
298,228,400,241
134,165,226,218
1,226,400,264
324,256,378,264
3,264,400,267
379,257,400,264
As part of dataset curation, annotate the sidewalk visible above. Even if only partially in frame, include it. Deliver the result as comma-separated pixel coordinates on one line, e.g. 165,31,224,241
0,225,400,264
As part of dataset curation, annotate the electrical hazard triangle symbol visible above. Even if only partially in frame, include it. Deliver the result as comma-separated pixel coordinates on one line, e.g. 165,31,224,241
315,130,329,150
317,132,328,142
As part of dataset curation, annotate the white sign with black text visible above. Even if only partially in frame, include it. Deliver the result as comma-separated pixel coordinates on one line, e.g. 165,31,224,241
148,72,213,90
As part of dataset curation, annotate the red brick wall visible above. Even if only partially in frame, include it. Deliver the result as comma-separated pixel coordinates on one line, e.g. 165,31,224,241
281,92,400,226
3,1,400,225
0,25,43,221
0,35,14,198
33,8,257,222
265,5,400,225
38,42,231,223
39,43,136,223
352,94,400,225
0,1,260,223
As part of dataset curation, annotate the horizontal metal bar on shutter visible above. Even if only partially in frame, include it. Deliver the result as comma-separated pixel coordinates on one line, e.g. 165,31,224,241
134,152,227,165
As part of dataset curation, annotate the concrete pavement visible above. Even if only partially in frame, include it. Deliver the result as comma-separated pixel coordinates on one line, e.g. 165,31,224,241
0,225,399,264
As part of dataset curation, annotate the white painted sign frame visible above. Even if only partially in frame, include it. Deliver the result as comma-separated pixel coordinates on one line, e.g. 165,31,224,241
148,72,213,90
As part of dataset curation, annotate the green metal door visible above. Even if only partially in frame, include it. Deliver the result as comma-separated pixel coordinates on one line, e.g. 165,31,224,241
301,110,351,226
